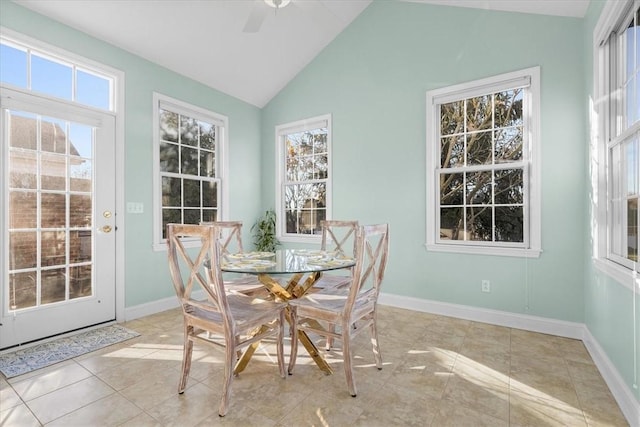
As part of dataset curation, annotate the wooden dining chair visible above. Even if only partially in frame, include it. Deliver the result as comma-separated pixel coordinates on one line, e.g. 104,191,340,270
288,223,390,397
201,221,266,296
312,220,360,350
166,223,287,417
314,220,359,290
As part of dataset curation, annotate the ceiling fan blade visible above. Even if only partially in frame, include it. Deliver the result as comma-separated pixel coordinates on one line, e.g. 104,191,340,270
243,0,269,33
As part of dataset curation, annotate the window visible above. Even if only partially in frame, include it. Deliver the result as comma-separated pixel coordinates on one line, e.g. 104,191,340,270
152,93,227,250
0,36,113,111
594,0,639,276
426,67,541,257
275,114,331,242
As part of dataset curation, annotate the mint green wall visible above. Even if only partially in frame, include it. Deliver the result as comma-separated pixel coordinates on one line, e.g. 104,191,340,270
0,2,263,307
583,0,640,401
3,0,637,406
262,1,586,322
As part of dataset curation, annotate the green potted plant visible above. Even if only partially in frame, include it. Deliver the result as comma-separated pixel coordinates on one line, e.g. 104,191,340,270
251,209,280,252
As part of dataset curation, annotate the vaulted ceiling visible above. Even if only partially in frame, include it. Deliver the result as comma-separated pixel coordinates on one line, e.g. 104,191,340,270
14,0,590,108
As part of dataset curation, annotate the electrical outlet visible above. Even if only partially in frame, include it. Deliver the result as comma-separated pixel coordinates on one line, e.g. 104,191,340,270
481,280,491,293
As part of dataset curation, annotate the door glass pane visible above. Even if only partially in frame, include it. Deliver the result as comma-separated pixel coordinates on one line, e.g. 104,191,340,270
69,265,92,299
70,231,92,263
9,112,37,150
41,153,67,190
69,123,93,158
9,150,37,189
70,159,92,192
70,195,92,228
41,269,66,304
9,192,36,228
9,232,37,269
41,193,66,228
41,230,66,267
41,117,67,154
9,272,37,310
6,109,95,312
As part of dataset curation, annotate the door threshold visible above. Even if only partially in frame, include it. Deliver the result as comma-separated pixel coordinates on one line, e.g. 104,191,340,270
0,319,116,354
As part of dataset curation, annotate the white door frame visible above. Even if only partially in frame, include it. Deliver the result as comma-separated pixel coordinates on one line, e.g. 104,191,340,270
0,27,125,331
0,87,125,347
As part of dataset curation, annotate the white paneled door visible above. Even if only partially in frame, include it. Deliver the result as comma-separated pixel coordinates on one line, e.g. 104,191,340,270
1,89,116,349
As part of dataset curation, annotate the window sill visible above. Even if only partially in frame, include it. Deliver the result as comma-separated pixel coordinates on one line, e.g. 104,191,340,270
278,234,322,245
593,258,640,293
153,238,202,252
425,243,542,258
153,242,167,252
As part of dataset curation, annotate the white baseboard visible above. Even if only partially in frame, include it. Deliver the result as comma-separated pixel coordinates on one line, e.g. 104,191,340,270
582,328,640,427
123,290,205,321
378,292,639,427
378,292,585,338
124,291,639,426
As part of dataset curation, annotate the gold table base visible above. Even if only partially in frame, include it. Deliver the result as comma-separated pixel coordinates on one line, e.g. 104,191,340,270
233,272,333,375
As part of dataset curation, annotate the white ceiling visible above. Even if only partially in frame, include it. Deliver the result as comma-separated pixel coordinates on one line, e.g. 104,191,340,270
14,0,590,108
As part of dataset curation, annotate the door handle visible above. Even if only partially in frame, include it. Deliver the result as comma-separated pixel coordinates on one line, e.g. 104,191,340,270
102,225,113,233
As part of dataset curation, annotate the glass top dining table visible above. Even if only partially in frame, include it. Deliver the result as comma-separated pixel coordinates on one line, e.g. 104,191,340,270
220,248,355,375
220,248,355,275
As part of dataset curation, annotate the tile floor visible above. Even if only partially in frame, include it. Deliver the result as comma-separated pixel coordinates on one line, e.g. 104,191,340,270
0,305,630,426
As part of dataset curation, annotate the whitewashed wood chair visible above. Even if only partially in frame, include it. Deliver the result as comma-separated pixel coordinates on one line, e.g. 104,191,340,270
313,220,359,350
201,221,267,296
313,220,359,290
166,223,286,417
288,223,389,397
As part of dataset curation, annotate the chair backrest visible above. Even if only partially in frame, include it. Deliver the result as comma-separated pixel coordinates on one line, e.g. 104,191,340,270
166,223,233,329
320,220,359,258
201,221,244,256
345,224,389,314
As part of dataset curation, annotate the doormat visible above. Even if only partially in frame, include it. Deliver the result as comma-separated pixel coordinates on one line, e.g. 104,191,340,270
0,325,139,379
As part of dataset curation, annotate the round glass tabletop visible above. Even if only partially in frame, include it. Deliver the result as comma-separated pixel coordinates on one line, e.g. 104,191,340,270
221,249,355,275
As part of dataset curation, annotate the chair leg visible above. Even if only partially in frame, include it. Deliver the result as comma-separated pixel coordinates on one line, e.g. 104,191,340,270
326,323,335,350
287,307,298,375
277,310,286,378
178,326,193,394
219,342,236,417
370,317,382,370
342,321,357,397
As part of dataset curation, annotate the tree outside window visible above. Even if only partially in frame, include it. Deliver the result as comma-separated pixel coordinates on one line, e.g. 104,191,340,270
439,89,524,243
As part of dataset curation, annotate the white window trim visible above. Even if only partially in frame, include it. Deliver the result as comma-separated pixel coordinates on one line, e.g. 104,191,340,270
425,67,542,258
592,0,640,292
152,92,229,251
275,114,332,244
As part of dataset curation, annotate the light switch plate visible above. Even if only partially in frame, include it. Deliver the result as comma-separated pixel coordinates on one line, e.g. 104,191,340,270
126,202,144,214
